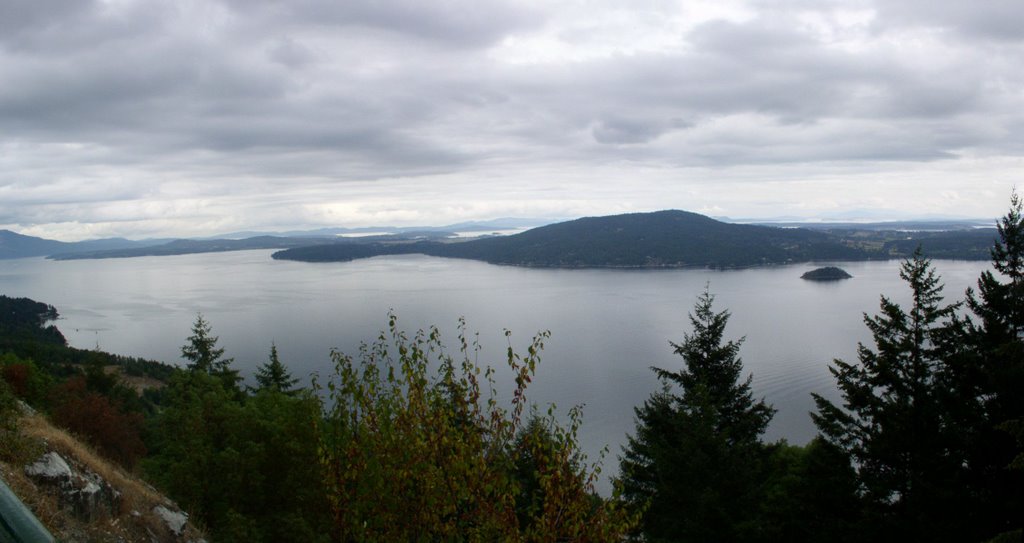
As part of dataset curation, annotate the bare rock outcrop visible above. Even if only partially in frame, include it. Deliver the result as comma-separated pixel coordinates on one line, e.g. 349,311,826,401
24,451,122,522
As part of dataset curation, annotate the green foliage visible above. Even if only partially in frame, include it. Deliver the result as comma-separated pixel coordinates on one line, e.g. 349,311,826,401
754,439,863,543
1,379,24,462
812,250,986,540
145,371,330,542
1,295,175,417
252,342,299,394
618,287,774,542
316,314,636,541
181,313,241,392
949,192,1024,537
0,374,40,464
0,294,66,346
120,356,178,381
0,352,54,407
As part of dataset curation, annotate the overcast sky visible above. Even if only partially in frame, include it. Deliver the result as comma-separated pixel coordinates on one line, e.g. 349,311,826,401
2,0,1023,240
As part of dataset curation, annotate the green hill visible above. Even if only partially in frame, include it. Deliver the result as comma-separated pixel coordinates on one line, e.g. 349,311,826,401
273,210,870,268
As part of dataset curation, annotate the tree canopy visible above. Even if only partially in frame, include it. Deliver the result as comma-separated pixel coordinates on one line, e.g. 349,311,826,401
812,250,966,539
253,342,299,394
181,313,240,391
619,287,774,542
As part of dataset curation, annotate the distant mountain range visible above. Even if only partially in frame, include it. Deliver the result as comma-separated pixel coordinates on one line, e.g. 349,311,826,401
0,219,548,260
1,211,1001,268
208,218,555,240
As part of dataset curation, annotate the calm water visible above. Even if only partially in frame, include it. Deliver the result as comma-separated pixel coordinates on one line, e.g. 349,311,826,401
0,251,992,491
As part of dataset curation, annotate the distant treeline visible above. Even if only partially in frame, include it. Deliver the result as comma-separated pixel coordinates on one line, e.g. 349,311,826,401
0,294,177,384
273,210,999,268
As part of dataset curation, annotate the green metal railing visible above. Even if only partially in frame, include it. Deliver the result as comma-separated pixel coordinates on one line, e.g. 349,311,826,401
0,477,54,543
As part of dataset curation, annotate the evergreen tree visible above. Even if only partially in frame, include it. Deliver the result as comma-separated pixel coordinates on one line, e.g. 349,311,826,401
619,287,774,542
953,192,1024,538
812,250,964,540
181,313,240,391
760,438,864,543
144,371,331,542
969,190,1024,339
253,342,299,394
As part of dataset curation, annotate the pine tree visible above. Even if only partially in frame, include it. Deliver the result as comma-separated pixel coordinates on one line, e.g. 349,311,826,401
181,313,240,391
253,342,299,394
812,250,963,539
619,287,774,542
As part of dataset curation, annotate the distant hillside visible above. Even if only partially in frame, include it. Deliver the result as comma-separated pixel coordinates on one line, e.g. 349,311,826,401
273,210,1002,268
433,210,869,267
274,210,871,268
48,236,336,260
0,230,70,259
879,228,998,260
0,230,163,260
46,232,463,260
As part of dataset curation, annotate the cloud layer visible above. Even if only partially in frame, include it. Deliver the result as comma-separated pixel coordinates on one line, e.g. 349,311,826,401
1,0,1022,239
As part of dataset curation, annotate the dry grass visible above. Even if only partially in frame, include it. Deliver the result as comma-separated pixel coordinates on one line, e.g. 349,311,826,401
1,411,205,542
103,365,167,394
0,461,63,534
20,413,166,508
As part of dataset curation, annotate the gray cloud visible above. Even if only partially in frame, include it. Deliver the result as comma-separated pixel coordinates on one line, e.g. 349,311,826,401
0,0,1022,239
219,0,543,48
874,0,1024,42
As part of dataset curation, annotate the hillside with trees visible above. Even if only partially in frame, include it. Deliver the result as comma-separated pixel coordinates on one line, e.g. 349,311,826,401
1,303,638,541
273,210,999,268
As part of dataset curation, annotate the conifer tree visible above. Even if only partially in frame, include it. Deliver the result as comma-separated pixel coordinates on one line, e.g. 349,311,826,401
953,192,1024,538
181,313,240,391
619,287,773,542
253,342,299,394
813,250,962,539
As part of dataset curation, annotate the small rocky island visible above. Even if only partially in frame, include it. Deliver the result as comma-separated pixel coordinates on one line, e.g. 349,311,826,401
801,266,853,281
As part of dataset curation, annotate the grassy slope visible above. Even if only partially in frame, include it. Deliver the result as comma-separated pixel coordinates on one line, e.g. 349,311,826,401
1,407,203,542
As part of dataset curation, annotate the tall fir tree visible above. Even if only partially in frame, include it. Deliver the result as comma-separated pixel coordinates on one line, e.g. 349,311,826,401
181,313,241,392
812,250,966,540
954,192,1024,539
253,342,299,394
619,287,774,542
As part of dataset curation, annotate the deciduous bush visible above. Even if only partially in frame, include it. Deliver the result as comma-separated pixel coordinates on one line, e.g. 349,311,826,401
51,376,147,469
316,315,636,541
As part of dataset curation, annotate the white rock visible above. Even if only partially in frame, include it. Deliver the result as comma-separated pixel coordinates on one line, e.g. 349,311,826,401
24,452,72,480
153,505,188,536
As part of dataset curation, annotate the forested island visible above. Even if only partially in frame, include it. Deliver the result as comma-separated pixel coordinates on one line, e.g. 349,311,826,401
801,266,853,281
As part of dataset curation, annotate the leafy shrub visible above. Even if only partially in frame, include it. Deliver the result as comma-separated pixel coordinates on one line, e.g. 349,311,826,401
51,376,147,469
0,352,53,407
316,314,637,541
0,378,39,463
